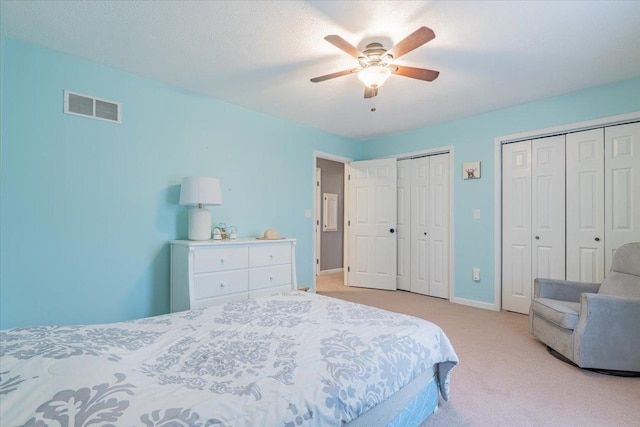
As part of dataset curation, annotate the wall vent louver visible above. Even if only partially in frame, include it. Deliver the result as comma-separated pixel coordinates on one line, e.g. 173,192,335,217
64,90,121,123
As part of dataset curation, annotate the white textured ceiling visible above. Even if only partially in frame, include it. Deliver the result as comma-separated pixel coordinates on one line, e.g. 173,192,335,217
2,1,640,140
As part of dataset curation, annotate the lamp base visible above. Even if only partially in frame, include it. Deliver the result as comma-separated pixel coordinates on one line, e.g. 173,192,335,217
188,208,211,240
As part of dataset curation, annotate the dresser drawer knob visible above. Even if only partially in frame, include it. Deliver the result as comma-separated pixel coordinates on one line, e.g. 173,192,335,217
269,276,273,281
219,283,225,288
219,258,225,264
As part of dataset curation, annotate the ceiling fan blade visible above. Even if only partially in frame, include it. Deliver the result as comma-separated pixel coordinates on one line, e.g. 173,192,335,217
310,68,359,83
387,26,435,60
391,65,440,81
324,35,362,59
364,86,378,99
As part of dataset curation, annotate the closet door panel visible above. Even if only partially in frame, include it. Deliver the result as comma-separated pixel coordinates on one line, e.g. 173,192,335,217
410,158,430,295
396,161,411,291
531,135,565,281
605,122,640,271
502,141,532,314
428,154,450,299
566,129,605,283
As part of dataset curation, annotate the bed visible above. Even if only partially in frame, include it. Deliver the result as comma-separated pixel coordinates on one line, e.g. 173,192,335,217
0,291,458,426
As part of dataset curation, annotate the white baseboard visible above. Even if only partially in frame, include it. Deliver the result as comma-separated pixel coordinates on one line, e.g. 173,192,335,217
451,296,500,312
319,268,343,275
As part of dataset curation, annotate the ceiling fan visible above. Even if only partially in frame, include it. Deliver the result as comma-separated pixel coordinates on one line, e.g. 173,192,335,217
310,26,439,99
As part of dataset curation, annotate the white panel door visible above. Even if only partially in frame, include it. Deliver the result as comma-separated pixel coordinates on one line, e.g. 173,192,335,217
347,159,397,290
502,141,532,314
531,136,565,281
410,157,430,295
396,160,411,291
566,129,605,282
428,154,450,299
604,122,640,271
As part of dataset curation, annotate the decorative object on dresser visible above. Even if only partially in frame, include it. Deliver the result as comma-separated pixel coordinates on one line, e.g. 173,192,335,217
170,238,297,311
256,228,285,240
179,176,222,241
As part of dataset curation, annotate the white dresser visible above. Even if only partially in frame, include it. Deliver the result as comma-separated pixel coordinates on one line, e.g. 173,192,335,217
170,239,297,312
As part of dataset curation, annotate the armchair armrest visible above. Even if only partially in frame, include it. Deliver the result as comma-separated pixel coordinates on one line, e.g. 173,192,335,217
573,294,640,371
534,278,601,302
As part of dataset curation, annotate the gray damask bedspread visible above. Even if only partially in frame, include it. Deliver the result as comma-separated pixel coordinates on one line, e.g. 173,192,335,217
0,291,458,426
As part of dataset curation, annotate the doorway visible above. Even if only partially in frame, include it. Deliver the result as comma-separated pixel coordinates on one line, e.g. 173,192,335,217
313,152,351,292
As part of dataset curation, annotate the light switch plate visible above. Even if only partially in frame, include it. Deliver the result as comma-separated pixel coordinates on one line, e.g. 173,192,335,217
472,268,480,281
473,209,480,220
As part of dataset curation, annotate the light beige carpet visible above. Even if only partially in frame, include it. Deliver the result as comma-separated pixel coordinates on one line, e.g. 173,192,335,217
316,273,640,426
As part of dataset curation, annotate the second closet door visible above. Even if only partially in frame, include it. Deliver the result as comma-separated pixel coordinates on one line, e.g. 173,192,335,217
566,129,605,282
502,136,565,314
566,122,640,282
408,154,450,298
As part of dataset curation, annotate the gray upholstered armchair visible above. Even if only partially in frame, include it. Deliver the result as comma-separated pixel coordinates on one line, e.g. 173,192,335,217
529,242,640,373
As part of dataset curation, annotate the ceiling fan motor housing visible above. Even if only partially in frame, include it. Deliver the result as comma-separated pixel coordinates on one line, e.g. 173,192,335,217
358,42,393,68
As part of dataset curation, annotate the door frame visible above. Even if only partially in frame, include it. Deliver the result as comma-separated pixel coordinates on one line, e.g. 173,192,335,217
313,151,352,293
493,111,640,311
347,146,454,299
315,167,322,276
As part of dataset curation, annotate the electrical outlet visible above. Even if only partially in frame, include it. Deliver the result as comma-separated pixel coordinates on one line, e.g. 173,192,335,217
472,268,480,281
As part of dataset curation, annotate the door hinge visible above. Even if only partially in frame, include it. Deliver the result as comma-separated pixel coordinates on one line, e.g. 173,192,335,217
317,181,320,187
316,259,319,264
348,220,351,226
347,266,350,272
348,174,351,180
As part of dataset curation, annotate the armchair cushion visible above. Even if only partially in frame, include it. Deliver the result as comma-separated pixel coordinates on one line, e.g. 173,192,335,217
530,298,581,329
609,242,640,277
598,271,640,298
598,242,640,298
534,278,600,302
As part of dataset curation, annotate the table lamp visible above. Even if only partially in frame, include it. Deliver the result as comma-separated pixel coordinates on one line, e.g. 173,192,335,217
179,177,222,240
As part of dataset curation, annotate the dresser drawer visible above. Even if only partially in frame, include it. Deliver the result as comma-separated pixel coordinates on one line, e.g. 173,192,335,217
249,244,291,267
193,270,248,300
193,247,248,273
249,264,292,290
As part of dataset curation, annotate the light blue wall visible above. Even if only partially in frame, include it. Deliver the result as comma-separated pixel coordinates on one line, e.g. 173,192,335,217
363,78,640,305
2,35,639,329
0,37,361,329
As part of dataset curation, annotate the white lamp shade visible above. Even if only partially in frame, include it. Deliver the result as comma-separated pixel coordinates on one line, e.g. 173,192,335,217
357,66,391,88
179,177,222,206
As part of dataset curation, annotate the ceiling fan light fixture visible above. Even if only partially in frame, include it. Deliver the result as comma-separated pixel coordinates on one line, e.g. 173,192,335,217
358,65,391,88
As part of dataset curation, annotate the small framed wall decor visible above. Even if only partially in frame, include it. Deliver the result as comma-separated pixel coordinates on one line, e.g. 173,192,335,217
463,161,481,180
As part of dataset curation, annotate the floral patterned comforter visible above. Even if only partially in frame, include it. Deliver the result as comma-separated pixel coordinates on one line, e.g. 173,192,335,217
0,291,458,426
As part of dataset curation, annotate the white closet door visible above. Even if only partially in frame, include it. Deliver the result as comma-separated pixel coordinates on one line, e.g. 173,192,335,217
604,122,640,271
396,160,411,291
566,129,605,282
502,141,532,314
428,154,450,299
531,136,565,281
410,157,430,295
347,159,397,290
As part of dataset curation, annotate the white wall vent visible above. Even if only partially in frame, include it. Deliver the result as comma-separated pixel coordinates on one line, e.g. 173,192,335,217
64,90,122,123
